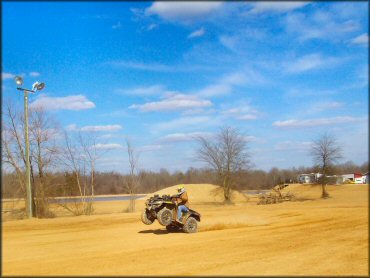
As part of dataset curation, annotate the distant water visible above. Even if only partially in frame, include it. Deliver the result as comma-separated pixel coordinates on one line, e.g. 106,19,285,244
48,195,147,204
3,191,268,205
243,190,269,195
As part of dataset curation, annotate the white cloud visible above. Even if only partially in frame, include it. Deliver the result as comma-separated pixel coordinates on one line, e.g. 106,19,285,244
243,135,262,143
80,125,122,132
286,54,324,73
197,83,232,97
273,116,366,129
66,124,122,132
147,23,158,31
115,85,166,96
29,72,40,77
95,143,123,149
112,21,122,29
284,53,340,74
159,131,260,144
351,33,369,45
238,114,258,120
357,65,369,88
96,157,125,167
138,144,163,152
221,104,260,121
284,10,359,42
30,95,95,111
145,2,223,23
220,72,250,86
337,122,369,164
310,101,344,112
107,60,214,72
219,35,239,52
98,161,123,167
2,72,15,80
181,107,216,116
197,69,265,98
108,61,173,72
275,141,312,151
153,116,211,131
66,124,78,131
129,94,212,112
159,132,212,143
99,134,115,139
285,88,338,98
328,2,368,20
249,2,309,14
218,27,268,53
188,27,205,39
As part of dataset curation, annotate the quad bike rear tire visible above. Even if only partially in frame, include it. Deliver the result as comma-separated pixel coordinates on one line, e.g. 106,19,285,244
141,210,155,225
183,216,198,233
157,207,173,226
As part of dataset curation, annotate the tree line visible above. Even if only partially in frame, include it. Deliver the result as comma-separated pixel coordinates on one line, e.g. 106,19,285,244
2,99,368,217
3,161,368,199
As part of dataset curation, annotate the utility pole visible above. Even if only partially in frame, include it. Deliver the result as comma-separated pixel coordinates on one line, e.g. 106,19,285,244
14,76,45,218
24,90,33,218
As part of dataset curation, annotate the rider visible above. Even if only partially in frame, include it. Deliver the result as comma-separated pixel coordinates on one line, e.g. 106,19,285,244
175,185,189,222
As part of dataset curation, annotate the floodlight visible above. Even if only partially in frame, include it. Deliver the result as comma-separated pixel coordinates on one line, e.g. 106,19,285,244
36,82,45,91
15,76,23,86
32,81,45,91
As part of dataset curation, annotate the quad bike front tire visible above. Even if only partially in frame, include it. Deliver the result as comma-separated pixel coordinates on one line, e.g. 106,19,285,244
157,207,173,226
183,216,198,233
141,210,155,225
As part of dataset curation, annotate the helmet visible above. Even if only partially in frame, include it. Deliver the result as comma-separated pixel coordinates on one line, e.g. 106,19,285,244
177,185,185,194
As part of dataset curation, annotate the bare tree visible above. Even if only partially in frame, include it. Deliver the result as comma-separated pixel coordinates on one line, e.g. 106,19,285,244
123,138,140,212
59,130,88,215
311,133,343,198
196,126,251,203
59,130,110,215
2,100,60,217
2,101,27,193
28,106,60,217
78,132,98,214
2,101,28,216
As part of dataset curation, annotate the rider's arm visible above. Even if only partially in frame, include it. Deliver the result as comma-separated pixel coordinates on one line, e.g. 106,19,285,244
179,192,188,203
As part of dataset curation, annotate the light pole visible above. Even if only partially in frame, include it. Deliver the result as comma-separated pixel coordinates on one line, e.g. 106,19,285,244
14,76,45,218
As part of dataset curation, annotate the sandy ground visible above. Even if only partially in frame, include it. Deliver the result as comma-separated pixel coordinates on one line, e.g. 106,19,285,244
2,183,368,276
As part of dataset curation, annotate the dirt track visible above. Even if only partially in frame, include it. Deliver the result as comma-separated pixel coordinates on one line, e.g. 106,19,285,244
2,184,368,275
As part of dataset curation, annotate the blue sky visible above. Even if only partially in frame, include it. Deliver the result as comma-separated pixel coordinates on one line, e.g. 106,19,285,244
2,1,369,173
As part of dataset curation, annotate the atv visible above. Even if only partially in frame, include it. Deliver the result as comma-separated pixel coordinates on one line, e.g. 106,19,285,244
141,194,201,233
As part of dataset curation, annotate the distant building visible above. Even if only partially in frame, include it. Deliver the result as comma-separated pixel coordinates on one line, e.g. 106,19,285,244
362,172,369,184
298,173,322,184
299,172,368,184
341,173,364,184
325,175,342,185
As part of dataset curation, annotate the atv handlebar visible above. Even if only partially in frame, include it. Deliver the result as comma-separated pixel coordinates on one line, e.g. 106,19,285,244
170,194,180,202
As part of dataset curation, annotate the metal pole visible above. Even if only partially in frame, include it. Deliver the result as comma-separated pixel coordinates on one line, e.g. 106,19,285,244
24,90,33,218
